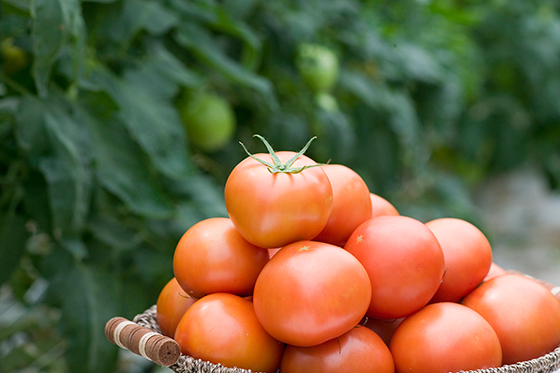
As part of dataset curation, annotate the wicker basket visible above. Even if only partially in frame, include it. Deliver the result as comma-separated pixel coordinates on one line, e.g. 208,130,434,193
123,304,560,373
106,275,560,373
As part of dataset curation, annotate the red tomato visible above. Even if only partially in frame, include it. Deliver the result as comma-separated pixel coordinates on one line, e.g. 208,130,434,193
425,218,493,303
173,217,269,298
280,325,395,373
174,293,284,373
484,262,507,281
363,317,404,346
156,277,196,337
253,240,372,347
344,215,445,319
390,302,502,373
462,273,560,365
313,164,372,246
370,193,399,218
224,148,333,248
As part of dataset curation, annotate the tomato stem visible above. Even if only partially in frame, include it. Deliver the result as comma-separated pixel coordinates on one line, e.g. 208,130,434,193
239,134,325,174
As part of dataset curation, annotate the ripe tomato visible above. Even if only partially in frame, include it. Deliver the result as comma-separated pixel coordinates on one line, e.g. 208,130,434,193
172,217,269,298
174,293,284,373
462,273,560,365
370,193,399,218
390,302,502,373
344,215,445,319
253,240,371,347
178,92,236,152
296,43,339,93
156,277,196,337
280,325,395,373
425,218,493,303
313,164,372,246
224,137,333,248
484,262,507,281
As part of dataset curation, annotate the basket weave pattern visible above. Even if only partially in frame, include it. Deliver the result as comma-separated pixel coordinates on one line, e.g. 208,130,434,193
133,305,560,373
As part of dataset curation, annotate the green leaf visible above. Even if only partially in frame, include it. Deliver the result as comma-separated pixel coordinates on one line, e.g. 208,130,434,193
123,41,203,100
46,255,119,373
82,109,174,218
92,69,193,179
38,108,93,258
175,22,278,110
14,96,50,156
31,0,64,97
31,0,85,96
0,212,29,287
122,0,179,36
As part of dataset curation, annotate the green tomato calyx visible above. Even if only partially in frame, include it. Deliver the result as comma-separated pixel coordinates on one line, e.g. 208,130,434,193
239,134,324,174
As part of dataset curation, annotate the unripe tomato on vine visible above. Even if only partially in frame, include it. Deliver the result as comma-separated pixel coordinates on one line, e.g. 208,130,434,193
224,135,333,248
296,43,339,93
178,92,236,152
1,38,28,74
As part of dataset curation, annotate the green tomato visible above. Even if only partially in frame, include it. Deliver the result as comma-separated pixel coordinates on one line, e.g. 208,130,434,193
1,39,28,74
179,93,236,152
296,44,339,93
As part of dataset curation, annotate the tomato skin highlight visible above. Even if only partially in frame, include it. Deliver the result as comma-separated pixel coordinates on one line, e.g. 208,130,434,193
253,240,372,347
425,218,493,303
390,302,502,373
462,273,560,365
156,277,196,338
224,152,333,248
344,215,445,319
172,217,269,298
174,293,284,373
280,325,395,373
313,164,372,247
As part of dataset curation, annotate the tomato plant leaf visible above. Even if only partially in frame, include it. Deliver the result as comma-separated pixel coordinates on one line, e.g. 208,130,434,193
31,0,65,97
92,69,193,180
82,108,174,218
123,41,203,100
122,0,179,36
38,109,93,257
31,0,85,97
174,23,278,110
46,256,119,373
0,212,29,287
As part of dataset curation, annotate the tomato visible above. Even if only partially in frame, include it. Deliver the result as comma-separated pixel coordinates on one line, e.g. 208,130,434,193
363,317,404,346
172,217,269,298
484,262,507,281
390,302,502,373
344,215,445,319
224,136,333,248
313,164,372,247
425,218,493,303
462,273,560,365
370,193,399,218
174,293,283,373
296,43,339,93
178,92,236,152
156,277,196,337
253,240,371,347
280,325,394,373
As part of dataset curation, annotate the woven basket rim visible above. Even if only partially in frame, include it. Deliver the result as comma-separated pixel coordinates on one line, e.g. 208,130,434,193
132,304,560,373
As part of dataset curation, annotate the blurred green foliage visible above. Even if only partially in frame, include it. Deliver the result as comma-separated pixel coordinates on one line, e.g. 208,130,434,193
1,0,560,371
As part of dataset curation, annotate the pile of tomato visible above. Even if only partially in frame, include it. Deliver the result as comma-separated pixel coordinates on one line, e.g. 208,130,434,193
156,135,560,373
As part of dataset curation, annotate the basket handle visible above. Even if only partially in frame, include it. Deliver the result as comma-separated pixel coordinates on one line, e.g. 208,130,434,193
105,316,181,366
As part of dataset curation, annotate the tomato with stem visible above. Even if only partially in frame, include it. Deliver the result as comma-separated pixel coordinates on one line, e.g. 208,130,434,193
224,135,333,248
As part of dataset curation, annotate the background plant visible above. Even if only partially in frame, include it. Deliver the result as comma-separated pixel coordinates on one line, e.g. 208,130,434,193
1,0,559,372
